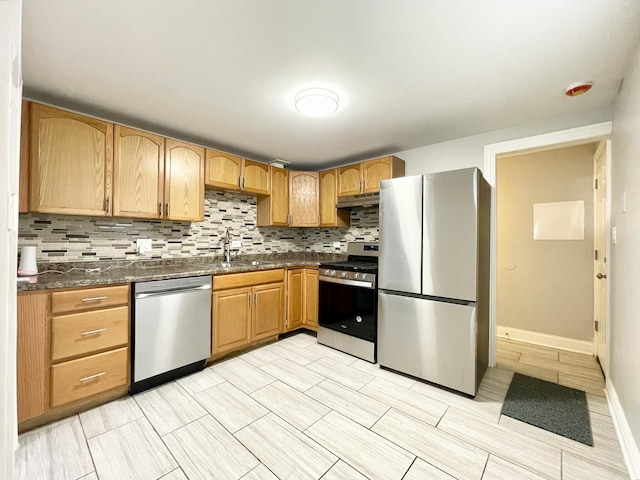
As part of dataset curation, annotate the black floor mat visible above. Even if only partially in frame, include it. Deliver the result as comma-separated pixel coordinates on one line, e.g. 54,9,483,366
501,373,593,446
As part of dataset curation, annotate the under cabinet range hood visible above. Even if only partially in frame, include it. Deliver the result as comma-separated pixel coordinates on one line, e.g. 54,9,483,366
336,193,380,208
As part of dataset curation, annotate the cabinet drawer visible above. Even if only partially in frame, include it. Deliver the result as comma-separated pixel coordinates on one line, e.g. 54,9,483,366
51,285,129,314
213,269,285,290
51,347,128,407
51,306,129,361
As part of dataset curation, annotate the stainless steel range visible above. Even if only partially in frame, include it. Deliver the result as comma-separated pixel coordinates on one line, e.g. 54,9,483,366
317,242,378,362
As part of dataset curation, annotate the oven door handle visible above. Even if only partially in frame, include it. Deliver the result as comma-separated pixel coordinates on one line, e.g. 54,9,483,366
319,276,375,289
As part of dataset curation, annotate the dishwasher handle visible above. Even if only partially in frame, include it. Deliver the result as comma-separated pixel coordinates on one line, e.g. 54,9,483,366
135,284,211,299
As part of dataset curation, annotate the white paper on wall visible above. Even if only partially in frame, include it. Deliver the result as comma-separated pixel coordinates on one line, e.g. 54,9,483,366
533,201,585,240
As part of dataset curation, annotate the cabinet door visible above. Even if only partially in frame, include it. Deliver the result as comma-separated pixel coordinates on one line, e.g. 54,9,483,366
338,163,362,196
286,269,303,331
19,100,30,213
212,287,251,355
289,171,319,227
362,156,392,193
252,283,284,341
17,291,49,423
30,104,113,216
113,126,164,219
320,169,350,227
205,149,242,190
303,269,319,329
165,139,204,221
257,166,288,226
242,159,270,195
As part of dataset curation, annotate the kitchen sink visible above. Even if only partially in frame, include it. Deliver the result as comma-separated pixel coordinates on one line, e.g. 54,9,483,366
210,260,277,269
236,260,277,266
211,261,233,268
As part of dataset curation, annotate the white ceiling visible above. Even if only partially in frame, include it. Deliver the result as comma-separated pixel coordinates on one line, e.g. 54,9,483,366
21,1,640,168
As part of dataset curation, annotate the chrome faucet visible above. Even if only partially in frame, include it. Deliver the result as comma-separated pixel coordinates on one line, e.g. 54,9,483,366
224,229,231,263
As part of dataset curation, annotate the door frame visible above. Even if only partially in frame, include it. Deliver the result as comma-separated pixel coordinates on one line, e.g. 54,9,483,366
593,139,610,374
483,121,612,369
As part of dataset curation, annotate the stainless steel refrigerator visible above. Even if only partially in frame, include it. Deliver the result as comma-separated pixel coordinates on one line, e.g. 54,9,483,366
377,168,490,395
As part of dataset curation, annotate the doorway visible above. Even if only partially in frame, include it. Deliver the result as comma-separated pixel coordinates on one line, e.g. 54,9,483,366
484,122,612,377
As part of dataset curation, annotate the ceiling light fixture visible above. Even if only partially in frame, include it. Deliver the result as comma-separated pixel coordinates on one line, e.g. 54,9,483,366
295,88,339,117
565,81,593,97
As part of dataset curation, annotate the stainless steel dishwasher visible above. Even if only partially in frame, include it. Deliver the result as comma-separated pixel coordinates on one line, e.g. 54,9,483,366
131,276,212,394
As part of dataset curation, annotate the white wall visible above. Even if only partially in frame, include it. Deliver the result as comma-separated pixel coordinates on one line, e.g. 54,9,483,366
0,0,22,478
611,38,640,457
496,145,595,341
395,106,611,175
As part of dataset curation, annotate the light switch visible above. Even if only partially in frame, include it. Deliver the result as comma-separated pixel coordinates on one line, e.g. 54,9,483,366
612,226,617,244
136,238,152,254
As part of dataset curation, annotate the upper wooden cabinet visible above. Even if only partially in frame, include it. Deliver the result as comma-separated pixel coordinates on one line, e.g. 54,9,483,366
362,156,405,193
319,169,350,228
205,149,269,195
337,163,362,197
242,159,270,195
113,126,165,219
19,101,30,213
115,130,204,221
338,156,405,196
289,171,319,227
205,149,242,190
165,139,205,221
29,104,113,216
257,166,289,226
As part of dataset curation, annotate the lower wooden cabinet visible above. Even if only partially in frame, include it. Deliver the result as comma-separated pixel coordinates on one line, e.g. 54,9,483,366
17,284,130,427
253,283,285,341
286,268,319,331
212,287,252,355
50,347,128,408
286,269,304,331
17,291,49,423
303,269,319,329
211,270,285,356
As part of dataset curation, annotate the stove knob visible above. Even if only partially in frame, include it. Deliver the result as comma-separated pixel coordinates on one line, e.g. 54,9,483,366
330,270,336,277
340,271,348,278
356,273,364,280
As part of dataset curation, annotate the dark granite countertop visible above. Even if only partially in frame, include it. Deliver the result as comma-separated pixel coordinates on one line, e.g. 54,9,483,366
16,252,346,292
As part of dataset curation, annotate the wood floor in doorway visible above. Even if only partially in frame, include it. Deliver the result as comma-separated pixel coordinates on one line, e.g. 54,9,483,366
496,338,606,396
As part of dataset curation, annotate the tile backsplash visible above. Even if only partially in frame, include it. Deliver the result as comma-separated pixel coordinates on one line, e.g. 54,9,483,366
19,190,379,262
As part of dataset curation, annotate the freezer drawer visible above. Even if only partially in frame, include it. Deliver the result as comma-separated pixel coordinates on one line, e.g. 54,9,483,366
378,291,477,395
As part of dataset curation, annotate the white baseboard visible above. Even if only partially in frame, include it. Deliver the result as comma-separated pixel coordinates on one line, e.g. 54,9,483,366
496,326,594,355
607,381,640,479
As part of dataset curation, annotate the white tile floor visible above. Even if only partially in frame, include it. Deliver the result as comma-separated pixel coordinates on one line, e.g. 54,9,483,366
15,333,629,479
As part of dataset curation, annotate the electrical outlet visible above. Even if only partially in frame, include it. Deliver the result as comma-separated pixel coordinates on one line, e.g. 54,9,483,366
136,238,152,254
231,240,242,249
333,242,341,248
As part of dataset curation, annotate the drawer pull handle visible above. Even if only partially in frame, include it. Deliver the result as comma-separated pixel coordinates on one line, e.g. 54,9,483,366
81,296,108,303
80,372,106,383
81,328,107,336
